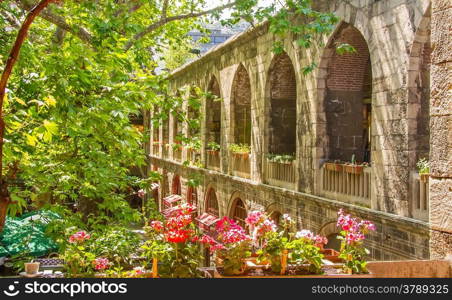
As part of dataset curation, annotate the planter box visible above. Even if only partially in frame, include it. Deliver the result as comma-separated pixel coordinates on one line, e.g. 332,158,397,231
213,266,373,278
231,152,250,159
324,163,343,172
321,248,341,263
344,165,364,175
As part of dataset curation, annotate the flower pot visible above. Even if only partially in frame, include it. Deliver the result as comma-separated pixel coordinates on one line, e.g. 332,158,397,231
325,163,343,172
25,262,40,275
321,248,341,263
344,165,363,175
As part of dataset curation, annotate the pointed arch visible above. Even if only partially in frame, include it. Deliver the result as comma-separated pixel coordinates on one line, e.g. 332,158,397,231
231,64,252,146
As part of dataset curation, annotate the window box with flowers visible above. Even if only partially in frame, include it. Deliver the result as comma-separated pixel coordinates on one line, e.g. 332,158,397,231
228,143,251,158
324,160,344,172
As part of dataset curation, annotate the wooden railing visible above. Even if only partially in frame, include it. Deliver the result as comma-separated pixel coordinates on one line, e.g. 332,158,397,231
264,159,296,190
152,143,160,156
163,143,170,159
187,149,201,166
173,147,182,162
206,150,221,171
320,163,371,206
411,172,429,221
230,153,251,179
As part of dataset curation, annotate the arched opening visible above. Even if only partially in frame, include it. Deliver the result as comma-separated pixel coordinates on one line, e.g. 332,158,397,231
186,186,198,216
269,211,282,227
407,7,431,221
206,76,222,146
205,188,219,217
267,52,297,155
231,64,252,146
324,233,341,251
172,175,181,195
229,198,247,228
323,23,372,163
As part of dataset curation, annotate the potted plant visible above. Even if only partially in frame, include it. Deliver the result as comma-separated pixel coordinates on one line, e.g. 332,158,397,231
141,204,205,278
336,209,376,275
324,160,343,172
208,217,251,276
228,143,251,159
267,154,295,164
344,155,364,175
417,158,430,182
206,141,220,154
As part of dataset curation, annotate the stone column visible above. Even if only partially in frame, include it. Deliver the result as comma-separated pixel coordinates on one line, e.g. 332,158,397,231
429,0,452,259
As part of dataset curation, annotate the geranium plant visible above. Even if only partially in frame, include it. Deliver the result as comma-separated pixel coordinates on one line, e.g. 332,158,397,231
336,209,376,274
62,230,111,277
141,204,204,278
207,217,251,276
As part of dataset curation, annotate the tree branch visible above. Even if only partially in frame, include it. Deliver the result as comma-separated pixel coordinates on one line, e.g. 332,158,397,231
124,1,238,51
0,0,56,232
15,0,94,46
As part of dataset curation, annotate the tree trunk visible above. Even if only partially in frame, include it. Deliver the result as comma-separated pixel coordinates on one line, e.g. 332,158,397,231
0,0,57,232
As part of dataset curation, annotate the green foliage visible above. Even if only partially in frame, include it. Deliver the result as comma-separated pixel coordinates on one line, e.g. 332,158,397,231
336,43,357,55
228,143,251,154
417,158,430,174
206,141,220,151
286,239,324,274
257,231,288,273
90,227,141,267
267,153,295,163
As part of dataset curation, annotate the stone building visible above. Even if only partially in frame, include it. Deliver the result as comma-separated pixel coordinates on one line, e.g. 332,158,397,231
147,0,451,260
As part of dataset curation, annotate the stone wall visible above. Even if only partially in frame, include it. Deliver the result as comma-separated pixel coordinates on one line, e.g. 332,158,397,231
147,0,450,259
150,158,430,260
429,0,452,259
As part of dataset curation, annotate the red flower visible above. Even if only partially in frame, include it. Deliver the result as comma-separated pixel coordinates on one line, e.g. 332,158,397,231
69,231,91,244
93,258,110,271
150,220,164,232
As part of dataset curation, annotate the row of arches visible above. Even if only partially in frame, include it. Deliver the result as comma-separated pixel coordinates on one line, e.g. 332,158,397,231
158,18,430,169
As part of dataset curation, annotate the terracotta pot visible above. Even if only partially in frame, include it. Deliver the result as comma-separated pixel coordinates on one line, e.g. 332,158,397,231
325,163,343,172
321,248,342,263
344,165,363,174
25,262,40,275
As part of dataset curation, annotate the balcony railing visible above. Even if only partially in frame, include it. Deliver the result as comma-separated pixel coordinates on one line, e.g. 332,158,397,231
187,149,201,166
411,172,429,221
229,153,251,179
152,142,160,157
173,146,182,162
320,163,371,206
206,150,221,171
163,143,170,159
264,159,296,190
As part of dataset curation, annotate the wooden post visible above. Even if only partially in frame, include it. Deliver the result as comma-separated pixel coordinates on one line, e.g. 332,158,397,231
152,257,158,278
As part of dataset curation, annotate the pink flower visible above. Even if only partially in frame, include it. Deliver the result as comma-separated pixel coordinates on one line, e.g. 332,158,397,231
314,235,328,245
137,189,146,199
150,220,164,232
295,229,314,240
133,267,145,275
93,258,110,271
245,211,264,226
69,231,91,244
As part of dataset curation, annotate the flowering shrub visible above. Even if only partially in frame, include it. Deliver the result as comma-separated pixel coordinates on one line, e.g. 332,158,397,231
336,209,376,274
68,231,91,244
62,230,96,277
208,217,251,275
93,258,110,271
287,229,325,274
141,203,203,278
